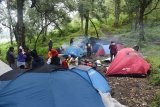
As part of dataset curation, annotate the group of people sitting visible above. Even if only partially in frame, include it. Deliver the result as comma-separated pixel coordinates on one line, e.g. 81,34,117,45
47,49,78,69
6,46,44,70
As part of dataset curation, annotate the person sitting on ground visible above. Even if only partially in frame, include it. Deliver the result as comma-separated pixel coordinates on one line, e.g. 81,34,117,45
49,49,61,65
30,49,44,69
62,57,69,69
56,47,64,54
24,47,32,69
6,46,16,69
133,45,139,51
109,41,117,62
48,48,52,59
66,55,75,66
17,46,26,69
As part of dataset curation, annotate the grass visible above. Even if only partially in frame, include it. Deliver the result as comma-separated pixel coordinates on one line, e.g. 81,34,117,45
149,91,160,107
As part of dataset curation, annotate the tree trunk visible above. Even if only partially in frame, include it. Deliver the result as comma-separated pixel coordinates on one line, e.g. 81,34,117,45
54,22,64,37
114,0,120,27
85,14,89,36
16,0,25,47
134,12,139,31
138,6,145,41
42,12,47,43
44,13,47,42
6,0,13,45
41,13,45,43
80,16,83,32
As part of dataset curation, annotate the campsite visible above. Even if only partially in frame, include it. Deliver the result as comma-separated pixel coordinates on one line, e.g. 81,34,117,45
0,0,160,107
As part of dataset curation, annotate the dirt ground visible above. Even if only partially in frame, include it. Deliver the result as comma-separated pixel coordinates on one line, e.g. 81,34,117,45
107,77,160,107
95,66,160,107
81,57,160,107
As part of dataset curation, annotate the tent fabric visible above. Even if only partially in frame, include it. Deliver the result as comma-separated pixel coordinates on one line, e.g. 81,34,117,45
92,43,101,53
96,45,110,56
116,43,125,51
71,65,111,93
106,48,150,76
0,60,12,76
0,65,105,107
64,46,84,57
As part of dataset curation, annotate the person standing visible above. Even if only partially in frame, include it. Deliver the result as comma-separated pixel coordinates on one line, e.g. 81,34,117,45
86,43,92,57
6,47,15,69
48,39,53,50
109,41,117,62
17,46,26,69
70,38,74,46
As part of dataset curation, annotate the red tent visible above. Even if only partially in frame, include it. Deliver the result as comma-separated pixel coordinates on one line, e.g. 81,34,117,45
106,48,150,76
116,43,125,51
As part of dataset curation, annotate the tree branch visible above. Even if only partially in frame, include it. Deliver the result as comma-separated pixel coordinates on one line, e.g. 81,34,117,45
144,0,160,16
34,12,69,49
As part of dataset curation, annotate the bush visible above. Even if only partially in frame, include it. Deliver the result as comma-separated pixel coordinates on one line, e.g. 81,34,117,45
146,56,160,86
149,91,160,107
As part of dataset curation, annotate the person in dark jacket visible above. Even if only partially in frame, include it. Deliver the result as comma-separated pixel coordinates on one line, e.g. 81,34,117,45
70,38,74,46
30,49,44,69
133,45,139,51
86,43,92,57
109,41,117,62
50,49,61,65
6,47,15,69
24,47,32,69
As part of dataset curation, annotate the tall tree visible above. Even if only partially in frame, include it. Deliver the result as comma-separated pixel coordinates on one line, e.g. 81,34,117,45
138,0,160,41
6,0,14,45
78,0,106,37
124,0,160,41
114,0,120,27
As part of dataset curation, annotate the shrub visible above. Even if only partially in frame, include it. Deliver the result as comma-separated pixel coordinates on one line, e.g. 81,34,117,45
149,91,160,107
146,56,160,86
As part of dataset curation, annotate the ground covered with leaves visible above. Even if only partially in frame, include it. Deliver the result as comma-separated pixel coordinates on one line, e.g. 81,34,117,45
107,76,160,107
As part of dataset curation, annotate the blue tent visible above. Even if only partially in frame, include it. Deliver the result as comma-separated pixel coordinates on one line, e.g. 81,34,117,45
64,46,85,57
92,43,101,53
0,65,109,107
71,65,111,93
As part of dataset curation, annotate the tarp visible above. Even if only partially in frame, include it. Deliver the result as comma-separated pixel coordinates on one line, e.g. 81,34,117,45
0,65,105,107
0,60,12,76
106,48,150,76
64,46,85,57
96,45,110,56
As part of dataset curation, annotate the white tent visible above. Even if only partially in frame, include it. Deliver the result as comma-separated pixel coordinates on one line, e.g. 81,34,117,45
0,60,12,76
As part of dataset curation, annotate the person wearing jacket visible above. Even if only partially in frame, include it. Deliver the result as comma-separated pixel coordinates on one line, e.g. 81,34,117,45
109,41,117,62
6,47,15,69
17,47,26,68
